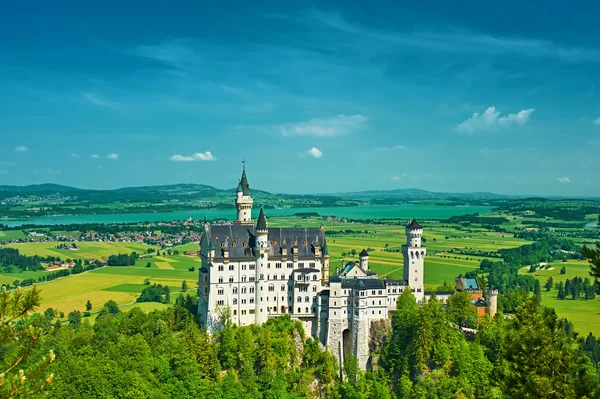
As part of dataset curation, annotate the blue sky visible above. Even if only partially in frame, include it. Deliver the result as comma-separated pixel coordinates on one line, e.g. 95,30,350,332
1,1,600,196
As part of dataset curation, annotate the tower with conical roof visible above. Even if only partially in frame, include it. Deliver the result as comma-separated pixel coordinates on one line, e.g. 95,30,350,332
402,219,426,302
254,206,269,325
235,162,253,224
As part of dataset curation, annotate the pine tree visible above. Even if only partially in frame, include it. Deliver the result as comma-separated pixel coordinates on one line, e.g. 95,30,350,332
534,280,542,302
558,282,566,299
560,266,567,275
85,300,92,311
181,280,188,292
544,277,553,292
583,244,600,278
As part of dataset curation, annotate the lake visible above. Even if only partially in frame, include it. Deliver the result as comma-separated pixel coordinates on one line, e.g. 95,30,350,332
1,204,492,227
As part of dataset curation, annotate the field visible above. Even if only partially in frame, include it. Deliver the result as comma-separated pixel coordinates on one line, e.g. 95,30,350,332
4,241,158,260
518,259,600,335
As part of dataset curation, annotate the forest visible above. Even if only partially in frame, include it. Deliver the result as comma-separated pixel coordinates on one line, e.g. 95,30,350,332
2,285,599,399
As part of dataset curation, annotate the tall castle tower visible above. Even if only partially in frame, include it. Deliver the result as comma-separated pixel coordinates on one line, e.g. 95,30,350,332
254,206,269,325
402,220,425,302
235,163,253,224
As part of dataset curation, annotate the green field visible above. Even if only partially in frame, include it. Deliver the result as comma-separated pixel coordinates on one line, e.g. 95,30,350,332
518,260,600,335
4,241,158,259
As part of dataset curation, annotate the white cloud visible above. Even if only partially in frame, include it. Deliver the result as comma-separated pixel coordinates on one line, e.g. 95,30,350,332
279,114,367,136
81,92,119,108
170,151,217,162
70,153,81,158
106,153,119,160
594,117,600,125
46,169,61,175
375,145,407,151
91,154,100,159
14,146,28,152
455,106,535,134
390,174,408,181
307,147,323,158
557,177,571,183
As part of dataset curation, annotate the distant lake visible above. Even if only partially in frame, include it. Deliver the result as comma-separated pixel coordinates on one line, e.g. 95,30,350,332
1,204,493,227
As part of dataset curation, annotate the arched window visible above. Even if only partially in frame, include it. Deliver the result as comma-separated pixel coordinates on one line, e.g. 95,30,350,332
273,274,277,280
268,285,274,292
281,285,285,291
218,277,223,283
313,286,317,292
233,298,238,305
421,251,425,258
233,287,238,294
312,275,317,280
305,307,309,313
242,287,247,294
297,296,302,302
410,252,414,260
305,296,309,303
281,274,285,280
229,277,234,283
260,274,264,280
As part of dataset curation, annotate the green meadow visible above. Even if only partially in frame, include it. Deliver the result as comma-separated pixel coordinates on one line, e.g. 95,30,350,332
518,259,600,335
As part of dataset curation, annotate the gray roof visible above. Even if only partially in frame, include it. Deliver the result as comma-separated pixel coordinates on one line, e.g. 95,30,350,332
359,249,368,257
200,224,327,260
406,219,423,229
341,278,385,290
240,167,250,195
256,206,267,231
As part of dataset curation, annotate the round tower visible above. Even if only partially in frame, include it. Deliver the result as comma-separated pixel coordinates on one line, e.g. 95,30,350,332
359,249,369,271
235,164,253,224
402,220,426,302
254,206,269,325
486,288,498,317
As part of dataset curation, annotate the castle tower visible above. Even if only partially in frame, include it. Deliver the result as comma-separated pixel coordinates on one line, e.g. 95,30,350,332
254,206,269,325
402,220,425,302
322,239,330,284
359,249,369,271
486,288,498,317
235,163,253,224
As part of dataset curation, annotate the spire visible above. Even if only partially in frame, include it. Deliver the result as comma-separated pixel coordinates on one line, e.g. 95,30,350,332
359,249,368,257
240,162,250,195
322,240,329,257
236,180,243,193
406,219,422,229
203,214,208,224
256,205,267,231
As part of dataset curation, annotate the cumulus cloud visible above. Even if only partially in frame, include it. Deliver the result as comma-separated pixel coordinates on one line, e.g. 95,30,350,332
375,145,407,151
91,154,100,159
557,177,571,183
390,174,409,181
594,117,600,125
307,147,323,158
455,106,535,134
106,153,119,160
14,146,28,152
170,151,217,162
279,114,367,136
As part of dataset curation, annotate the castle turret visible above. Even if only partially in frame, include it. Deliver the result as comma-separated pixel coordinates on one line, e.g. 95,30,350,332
359,249,369,271
402,219,425,302
235,164,253,224
486,287,498,317
322,226,330,284
254,206,269,325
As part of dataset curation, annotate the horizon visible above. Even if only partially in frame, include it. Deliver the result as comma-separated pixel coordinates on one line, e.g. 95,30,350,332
2,1,600,196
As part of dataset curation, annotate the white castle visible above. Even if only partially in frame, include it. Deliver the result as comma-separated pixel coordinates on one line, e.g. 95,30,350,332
197,166,489,370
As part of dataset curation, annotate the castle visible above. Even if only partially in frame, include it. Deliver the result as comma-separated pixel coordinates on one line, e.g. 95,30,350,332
197,166,498,370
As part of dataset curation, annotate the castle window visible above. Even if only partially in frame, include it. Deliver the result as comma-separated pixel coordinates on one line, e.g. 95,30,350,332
372,290,375,295
287,263,293,268
305,307,309,313
281,285,285,291
313,286,317,292
281,274,285,280
250,309,255,314
312,307,316,313
378,290,382,295
215,236,219,239
229,277,234,283
241,299,246,304
260,274,264,280
298,307,301,313
250,298,254,303
303,240,307,245
299,263,304,268
260,297,263,302
218,265,224,271
268,285,274,292
305,296,309,302
276,262,281,269
243,241,247,247
312,275,317,281
372,311,375,315
229,265,234,271
292,241,296,246
233,287,238,294
218,289,224,295
232,242,236,247
221,242,225,248
204,287,208,294
242,276,247,282
218,277,223,283
242,264,246,270
297,296,302,302
250,287,255,293
297,275,301,280
217,300,224,305
242,310,246,315
271,240,276,246
242,287,247,294
309,262,315,268
249,264,255,270
233,298,238,305
379,300,382,305
417,288,422,292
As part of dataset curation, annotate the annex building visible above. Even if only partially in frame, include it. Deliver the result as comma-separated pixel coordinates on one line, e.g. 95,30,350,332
197,166,497,370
